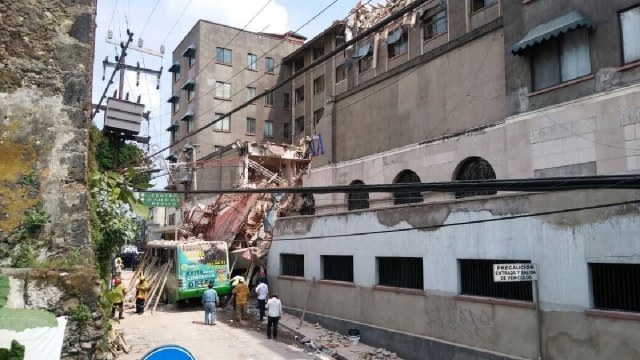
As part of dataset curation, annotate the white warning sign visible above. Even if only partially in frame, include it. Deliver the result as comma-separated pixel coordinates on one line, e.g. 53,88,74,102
493,263,537,282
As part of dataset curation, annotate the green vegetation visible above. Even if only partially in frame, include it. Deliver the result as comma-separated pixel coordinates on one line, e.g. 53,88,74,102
19,171,37,186
68,303,92,325
23,202,49,233
0,340,25,360
10,242,35,268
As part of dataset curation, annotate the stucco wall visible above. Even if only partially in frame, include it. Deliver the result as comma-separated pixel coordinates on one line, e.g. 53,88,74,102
269,189,640,360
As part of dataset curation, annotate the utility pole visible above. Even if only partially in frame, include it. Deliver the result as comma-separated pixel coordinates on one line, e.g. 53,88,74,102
99,30,165,170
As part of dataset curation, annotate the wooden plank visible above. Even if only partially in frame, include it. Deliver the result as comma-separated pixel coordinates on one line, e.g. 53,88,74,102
152,263,173,314
298,277,316,329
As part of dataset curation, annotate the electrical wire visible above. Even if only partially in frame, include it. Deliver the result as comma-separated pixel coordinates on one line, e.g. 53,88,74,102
139,0,162,38
161,0,195,46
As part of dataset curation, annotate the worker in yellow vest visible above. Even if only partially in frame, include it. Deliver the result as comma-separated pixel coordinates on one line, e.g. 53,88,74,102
136,276,149,314
110,277,125,319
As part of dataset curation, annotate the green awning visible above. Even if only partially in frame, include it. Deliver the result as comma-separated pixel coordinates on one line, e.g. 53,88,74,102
510,11,596,56
168,61,180,73
181,78,196,90
182,44,196,57
167,92,179,103
180,109,195,121
166,121,179,131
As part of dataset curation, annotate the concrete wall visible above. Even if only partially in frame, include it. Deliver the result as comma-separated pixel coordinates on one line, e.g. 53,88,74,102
504,0,640,115
306,83,640,214
269,189,640,360
169,21,300,157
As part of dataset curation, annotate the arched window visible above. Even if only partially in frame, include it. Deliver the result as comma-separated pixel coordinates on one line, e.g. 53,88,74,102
455,157,497,199
300,193,315,215
393,170,423,205
348,180,370,211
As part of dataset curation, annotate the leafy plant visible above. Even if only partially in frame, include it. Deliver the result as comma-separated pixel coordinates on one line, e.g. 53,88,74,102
0,340,25,360
23,202,49,233
11,243,35,268
20,171,37,186
68,303,92,325
0,308,57,332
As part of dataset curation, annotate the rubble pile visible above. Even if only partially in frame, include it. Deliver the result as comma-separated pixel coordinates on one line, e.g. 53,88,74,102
358,349,399,360
297,336,339,358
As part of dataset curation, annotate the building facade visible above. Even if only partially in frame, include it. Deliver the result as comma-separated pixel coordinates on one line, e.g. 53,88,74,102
269,0,640,359
166,21,304,162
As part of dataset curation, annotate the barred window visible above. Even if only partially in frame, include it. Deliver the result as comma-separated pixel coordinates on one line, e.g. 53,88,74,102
281,254,304,277
460,259,533,301
591,263,640,313
377,257,423,290
322,256,354,282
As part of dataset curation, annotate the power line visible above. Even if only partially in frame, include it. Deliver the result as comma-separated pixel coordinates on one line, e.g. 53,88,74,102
139,0,162,38
161,0,194,46
145,0,432,160
108,0,120,31
269,198,640,242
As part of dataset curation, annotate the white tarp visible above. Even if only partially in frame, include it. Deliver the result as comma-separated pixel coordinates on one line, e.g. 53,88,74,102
0,316,67,360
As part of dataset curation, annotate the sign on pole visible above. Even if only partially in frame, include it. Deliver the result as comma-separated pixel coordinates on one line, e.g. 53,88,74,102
241,249,253,261
493,263,537,282
138,192,183,208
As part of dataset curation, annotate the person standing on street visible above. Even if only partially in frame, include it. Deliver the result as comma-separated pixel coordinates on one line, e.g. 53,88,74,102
110,277,125,319
114,258,123,278
255,279,269,321
232,278,250,321
229,275,245,312
266,293,283,340
135,276,149,314
202,283,219,325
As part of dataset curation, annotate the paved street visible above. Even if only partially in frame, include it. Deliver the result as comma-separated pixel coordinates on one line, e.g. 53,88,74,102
115,271,309,359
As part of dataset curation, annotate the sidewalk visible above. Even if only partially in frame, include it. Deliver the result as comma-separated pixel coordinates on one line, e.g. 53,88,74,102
278,313,400,360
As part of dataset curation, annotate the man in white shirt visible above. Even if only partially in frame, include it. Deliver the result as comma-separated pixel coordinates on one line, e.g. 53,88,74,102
255,279,269,321
265,293,283,340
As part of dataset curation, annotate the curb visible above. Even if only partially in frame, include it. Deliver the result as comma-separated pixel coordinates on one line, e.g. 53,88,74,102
279,322,349,360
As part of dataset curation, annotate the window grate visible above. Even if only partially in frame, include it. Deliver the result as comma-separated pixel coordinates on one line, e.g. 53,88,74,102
322,256,354,282
281,254,304,277
377,257,423,290
460,259,533,301
591,263,640,313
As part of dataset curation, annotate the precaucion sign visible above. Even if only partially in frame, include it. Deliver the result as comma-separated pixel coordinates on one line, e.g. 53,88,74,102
493,263,537,282
138,192,183,208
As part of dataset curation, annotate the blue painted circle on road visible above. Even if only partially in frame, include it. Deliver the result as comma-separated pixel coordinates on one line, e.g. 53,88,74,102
141,345,196,360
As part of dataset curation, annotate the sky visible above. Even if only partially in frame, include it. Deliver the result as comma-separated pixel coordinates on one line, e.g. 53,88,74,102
91,0,369,189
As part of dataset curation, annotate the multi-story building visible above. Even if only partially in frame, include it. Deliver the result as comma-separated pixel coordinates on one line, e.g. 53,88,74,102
270,1,640,360
165,21,304,162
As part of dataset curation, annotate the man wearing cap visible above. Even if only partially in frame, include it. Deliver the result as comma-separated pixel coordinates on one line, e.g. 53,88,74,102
136,276,149,314
265,293,283,340
232,278,250,321
110,277,125,319
202,283,219,325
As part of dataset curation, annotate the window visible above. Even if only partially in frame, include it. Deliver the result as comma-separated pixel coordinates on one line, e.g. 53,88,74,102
423,10,447,40
620,6,640,65
393,170,423,204
215,81,231,99
471,0,497,13
387,28,409,58
336,30,346,47
246,87,256,102
300,194,315,215
187,117,194,132
348,180,369,211
313,108,324,125
455,157,497,198
187,88,195,102
359,53,373,73
377,257,423,290
265,57,275,73
172,101,180,114
531,28,591,91
313,75,325,95
264,120,273,137
460,260,533,302
313,44,325,60
322,256,354,282
295,86,305,103
294,58,304,73
213,113,230,132
284,123,291,139
264,92,274,106
284,93,290,109
171,129,178,142
281,254,304,277
246,118,256,134
336,64,346,83
247,53,257,70
295,116,304,134
188,53,196,67
591,263,640,313
216,47,232,64
174,70,181,82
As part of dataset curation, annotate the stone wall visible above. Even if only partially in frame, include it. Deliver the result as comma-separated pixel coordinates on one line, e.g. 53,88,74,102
0,0,102,358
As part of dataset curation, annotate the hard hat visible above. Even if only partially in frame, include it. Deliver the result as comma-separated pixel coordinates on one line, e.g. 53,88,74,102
140,275,146,281
114,277,121,286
